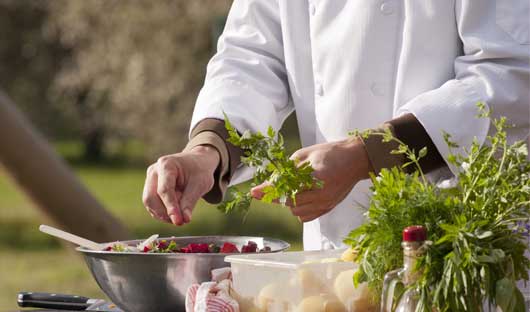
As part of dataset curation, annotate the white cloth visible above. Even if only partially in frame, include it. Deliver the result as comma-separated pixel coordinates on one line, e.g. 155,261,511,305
191,0,530,250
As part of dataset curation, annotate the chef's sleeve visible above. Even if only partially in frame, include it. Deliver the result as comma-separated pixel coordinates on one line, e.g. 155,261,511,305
395,0,530,175
362,114,446,175
189,0,293,188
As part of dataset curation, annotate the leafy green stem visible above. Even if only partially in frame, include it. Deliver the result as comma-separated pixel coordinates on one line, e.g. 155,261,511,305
218,115,322,214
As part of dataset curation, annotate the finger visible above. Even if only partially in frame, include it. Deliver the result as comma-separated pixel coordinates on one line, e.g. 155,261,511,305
271,189,322,207
179,182,204,223
148,210,171,223
250,181,272,199
292,203,323,222
297,212,322,223
289,190,322,206
252,185,321,207
289,202,329,218
157,166,184,225
289,150,307,162
142,166,171,223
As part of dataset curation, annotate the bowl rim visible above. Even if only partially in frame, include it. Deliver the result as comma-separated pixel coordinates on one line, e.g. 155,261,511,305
76,235,290,256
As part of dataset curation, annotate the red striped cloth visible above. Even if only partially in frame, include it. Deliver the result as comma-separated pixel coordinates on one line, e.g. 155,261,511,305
185,269,239,312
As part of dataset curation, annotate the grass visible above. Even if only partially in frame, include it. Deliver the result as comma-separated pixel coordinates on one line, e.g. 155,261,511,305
0,250,104,307
0,134,304,310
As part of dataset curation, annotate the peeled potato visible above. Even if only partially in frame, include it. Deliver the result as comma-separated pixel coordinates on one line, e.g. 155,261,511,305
230,287,264,312
295,294,346,312
256,282,288,311
334,269,356,304
290,268,325,296
333,270,377,311
349,295,377,312
340,248,357,262
346,283,377,312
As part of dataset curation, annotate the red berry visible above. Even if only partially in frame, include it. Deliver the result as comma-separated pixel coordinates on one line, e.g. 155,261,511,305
242,241,258,253
179,247,191,253
220,242,239,253
143,246,151,252
188,243,210,253
248,241,258,251
104,246,112,251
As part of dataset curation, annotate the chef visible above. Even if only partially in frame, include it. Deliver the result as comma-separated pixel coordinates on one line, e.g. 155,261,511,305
142,0,530,250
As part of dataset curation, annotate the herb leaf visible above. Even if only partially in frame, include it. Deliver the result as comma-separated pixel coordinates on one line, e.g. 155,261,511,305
218,114,322,214
346,103,530,311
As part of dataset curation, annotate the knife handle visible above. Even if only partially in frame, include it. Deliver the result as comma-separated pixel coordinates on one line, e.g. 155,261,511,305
18,291,91,310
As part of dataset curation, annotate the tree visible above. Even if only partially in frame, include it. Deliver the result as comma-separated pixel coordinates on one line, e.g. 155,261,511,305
0,0,70,139
46,0,232,160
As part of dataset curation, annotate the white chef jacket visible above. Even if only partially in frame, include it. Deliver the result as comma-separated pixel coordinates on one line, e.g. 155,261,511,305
190,0,530,250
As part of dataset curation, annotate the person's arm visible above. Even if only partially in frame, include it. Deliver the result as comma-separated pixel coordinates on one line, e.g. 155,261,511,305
258,0,529,222
395,0,529,174
183,119,243,204
363,114,445,175
190,0,292,159
143,0,291,225
187,0,530,209
186,113,446,205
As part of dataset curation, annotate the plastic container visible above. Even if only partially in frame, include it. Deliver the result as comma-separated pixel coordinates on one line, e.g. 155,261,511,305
226,249,376,312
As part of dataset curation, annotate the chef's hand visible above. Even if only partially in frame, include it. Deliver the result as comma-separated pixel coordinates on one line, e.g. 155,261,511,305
251,137,372,222
142,145,220,225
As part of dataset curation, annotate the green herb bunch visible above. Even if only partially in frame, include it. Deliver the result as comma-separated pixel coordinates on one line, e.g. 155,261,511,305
218,116,322,214
346,104,530,312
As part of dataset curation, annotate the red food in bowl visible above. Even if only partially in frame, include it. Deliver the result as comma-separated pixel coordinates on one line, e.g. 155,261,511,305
220,242,240,253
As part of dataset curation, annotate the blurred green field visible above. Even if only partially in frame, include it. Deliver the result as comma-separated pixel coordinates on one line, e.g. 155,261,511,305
0,141,303,310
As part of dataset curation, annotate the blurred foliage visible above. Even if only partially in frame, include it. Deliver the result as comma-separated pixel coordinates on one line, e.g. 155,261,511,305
0,0,232,160
45,0,232,160
0,0,72,137
0,0,301,162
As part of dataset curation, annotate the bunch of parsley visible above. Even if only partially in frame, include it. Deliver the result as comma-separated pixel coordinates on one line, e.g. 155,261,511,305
347,104,530,311
218,116,322,214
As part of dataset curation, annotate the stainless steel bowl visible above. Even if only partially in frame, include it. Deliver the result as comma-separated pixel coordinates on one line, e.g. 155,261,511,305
78,236,289,312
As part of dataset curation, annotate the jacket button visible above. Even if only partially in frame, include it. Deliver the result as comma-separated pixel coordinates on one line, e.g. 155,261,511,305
309,3,316,16
315,81,324,97
380,2,395,15
370,83,386,96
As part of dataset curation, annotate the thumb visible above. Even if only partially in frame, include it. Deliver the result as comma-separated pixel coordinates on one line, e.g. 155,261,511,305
179,181,204,223
250,181,271,200
289,149,308,164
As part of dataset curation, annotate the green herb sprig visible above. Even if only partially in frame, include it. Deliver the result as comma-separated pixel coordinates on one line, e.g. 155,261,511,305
218,115,322,214
346,104,530,312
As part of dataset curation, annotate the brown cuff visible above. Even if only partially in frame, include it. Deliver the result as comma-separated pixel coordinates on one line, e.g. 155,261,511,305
361,124,404,175
186,119,244,203
184,131,229,203
387,113,445,174
361,113,445,175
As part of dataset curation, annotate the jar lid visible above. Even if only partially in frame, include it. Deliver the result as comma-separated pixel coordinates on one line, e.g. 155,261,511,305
403,225,427,242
